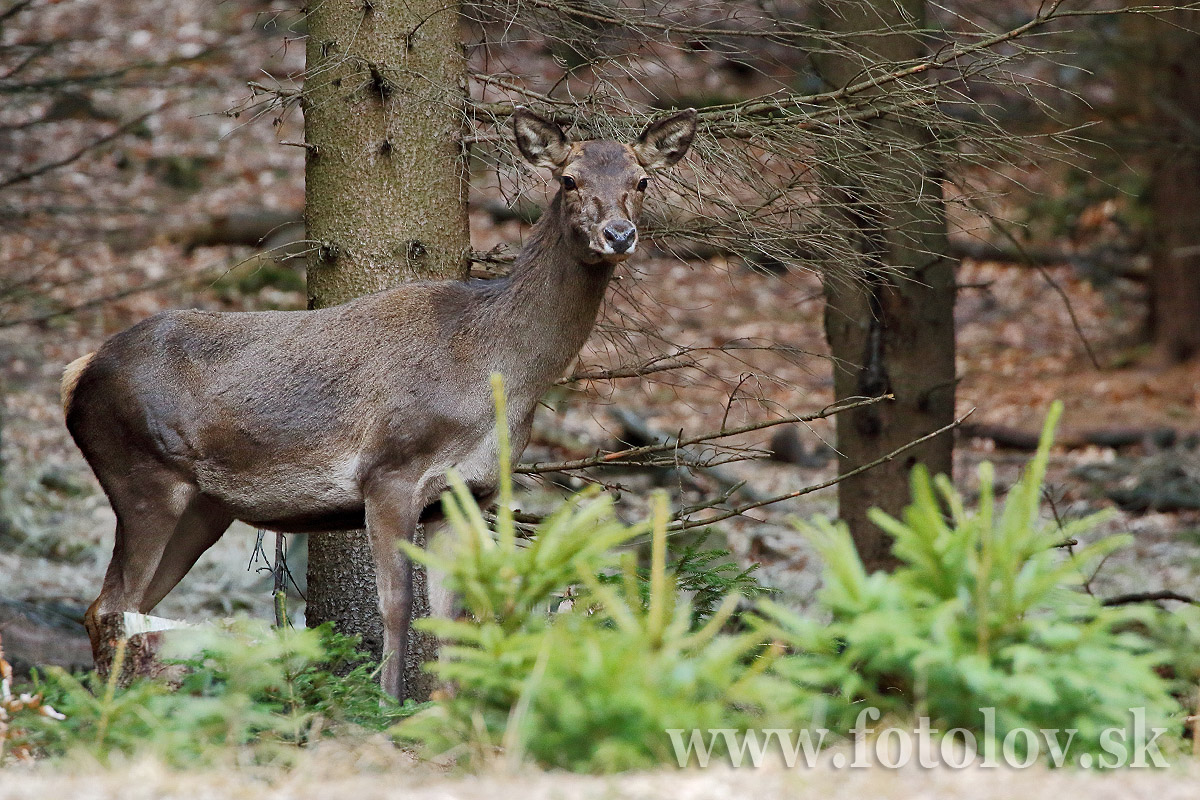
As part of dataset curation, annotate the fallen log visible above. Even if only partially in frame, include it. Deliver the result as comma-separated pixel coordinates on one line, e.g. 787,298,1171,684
959,423,1184,451
0,599,91,677
173,208,303,252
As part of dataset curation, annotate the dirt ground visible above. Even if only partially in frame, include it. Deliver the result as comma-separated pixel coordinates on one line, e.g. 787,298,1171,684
3,753,1200,799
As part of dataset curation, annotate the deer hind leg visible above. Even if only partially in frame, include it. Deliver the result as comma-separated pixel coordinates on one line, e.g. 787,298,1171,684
364,476,422,699
138,493,234,613
86,519,136,655
421,482,495,622
84,470,197,658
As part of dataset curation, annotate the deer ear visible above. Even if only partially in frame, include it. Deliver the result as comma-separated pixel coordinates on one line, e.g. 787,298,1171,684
511,108,571,170
633,108,697,170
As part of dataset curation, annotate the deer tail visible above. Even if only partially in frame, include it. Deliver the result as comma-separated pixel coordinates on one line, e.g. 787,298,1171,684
61,352,96,417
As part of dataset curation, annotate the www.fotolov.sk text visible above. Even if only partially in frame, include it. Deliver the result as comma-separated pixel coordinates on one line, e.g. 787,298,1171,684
667,707,1170,769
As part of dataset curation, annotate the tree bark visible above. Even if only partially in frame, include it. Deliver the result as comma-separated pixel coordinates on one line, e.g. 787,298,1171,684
302,0,470,701
814,1,956,572
1136,11,1200,364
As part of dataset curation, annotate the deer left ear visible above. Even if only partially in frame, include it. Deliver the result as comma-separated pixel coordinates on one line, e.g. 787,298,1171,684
632,108,697,170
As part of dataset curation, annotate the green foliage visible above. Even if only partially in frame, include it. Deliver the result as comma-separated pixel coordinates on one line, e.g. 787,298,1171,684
1135,602,1200,698
19,620,406,767
283,623,414,731
396,375,776,771
398,394,1193,770
397,490,774,772
757,402,1182,760
19,650,173,765
602,530,770,624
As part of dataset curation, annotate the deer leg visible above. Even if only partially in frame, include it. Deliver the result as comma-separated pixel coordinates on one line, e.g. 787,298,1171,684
85,520,134,655
364,477,421,699
138,494,234,613
422,484,494,622
84,470,196,658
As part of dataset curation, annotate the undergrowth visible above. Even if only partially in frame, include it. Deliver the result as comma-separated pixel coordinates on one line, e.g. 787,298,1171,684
396,396,1193,770
6,621,406,767
757,402,1185,761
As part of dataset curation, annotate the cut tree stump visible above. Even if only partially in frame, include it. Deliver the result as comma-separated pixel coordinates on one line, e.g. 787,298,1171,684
92,612,196,686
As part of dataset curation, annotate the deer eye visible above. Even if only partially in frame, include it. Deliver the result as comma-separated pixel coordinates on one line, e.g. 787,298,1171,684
636,177,649,191
561,175,577,190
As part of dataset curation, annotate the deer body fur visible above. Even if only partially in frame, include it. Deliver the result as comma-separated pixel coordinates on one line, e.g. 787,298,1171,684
63,108,697,697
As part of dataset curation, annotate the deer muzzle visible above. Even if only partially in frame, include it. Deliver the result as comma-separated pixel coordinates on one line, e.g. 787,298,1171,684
601,219,637,255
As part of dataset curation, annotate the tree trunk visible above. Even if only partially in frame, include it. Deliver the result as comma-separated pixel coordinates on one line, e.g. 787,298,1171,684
814,1,956,572
1137,11,1200,364
302,0,470,701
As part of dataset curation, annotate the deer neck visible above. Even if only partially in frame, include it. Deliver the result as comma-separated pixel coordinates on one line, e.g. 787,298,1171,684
484,193,614,391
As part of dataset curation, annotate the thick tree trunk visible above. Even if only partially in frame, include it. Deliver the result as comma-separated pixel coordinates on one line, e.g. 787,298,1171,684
302,0,470,701
1137,11,1200,364
814,1,956,572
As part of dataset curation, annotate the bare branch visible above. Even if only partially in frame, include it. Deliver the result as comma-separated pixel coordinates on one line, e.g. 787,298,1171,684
560,358,694,384
517,395,892,475
667,408,975,532
0,48,223,94
0,103,171,190
1103,590,1200,607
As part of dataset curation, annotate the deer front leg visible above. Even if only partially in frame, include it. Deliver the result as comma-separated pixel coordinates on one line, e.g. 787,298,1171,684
363,475,421,699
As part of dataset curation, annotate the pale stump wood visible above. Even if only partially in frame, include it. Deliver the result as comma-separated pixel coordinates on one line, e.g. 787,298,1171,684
90,612,195,686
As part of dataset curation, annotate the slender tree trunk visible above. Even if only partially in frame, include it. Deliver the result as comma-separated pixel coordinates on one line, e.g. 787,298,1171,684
814,0,956,572
302,0,470,700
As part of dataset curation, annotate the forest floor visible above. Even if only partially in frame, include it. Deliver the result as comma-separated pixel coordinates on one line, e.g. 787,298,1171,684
3,750,1200,798
2,0,1200,788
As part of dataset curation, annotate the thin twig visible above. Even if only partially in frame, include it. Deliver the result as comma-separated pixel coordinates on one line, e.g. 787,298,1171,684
1102,590,1200,607
961,194,1103,369
560,358,693,384
0,103,172,190
517,395,892,474
667,408,974,531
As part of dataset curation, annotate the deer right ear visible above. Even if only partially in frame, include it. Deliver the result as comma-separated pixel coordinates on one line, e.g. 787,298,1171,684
512,108,571,170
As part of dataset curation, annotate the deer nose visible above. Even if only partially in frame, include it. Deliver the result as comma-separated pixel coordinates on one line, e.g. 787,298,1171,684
603,220,637,253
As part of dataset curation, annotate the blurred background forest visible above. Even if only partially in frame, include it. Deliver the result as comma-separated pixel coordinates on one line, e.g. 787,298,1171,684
1,0,1199,676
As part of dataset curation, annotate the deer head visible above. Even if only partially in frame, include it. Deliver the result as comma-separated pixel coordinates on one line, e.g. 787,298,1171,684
511,107,697,264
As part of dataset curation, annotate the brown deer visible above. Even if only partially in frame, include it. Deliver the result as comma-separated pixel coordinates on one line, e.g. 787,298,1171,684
61,107,697,698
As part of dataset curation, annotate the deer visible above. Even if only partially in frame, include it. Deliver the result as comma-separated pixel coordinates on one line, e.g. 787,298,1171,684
60,107,698,698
